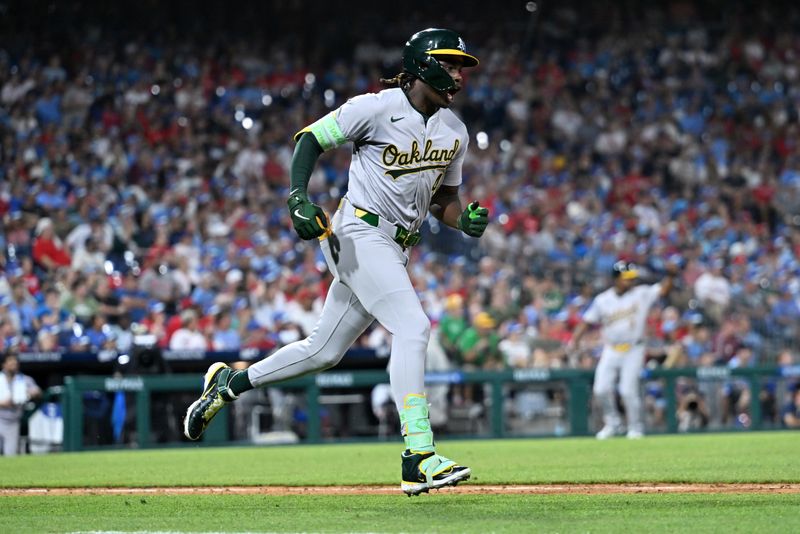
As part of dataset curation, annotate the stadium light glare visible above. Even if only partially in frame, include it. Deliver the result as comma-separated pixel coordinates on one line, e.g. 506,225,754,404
324,89,335,108
476,131,489,150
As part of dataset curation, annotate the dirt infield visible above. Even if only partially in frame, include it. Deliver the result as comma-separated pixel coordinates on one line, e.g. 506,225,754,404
3,483,800,496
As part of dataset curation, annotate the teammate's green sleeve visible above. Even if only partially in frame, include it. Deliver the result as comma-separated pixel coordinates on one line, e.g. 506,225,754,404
289,133,325,198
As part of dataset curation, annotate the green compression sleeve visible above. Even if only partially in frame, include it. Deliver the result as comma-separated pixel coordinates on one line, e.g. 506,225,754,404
290,133,324,197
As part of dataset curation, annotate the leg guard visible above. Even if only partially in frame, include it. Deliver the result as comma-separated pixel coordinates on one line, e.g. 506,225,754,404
400,394,434,453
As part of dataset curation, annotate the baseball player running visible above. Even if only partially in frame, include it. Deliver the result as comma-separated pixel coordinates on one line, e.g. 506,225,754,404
569,261,677,439
184,28,488,495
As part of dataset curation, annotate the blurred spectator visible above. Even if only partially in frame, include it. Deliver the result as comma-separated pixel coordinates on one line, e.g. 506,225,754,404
721,345,756,427
693,260,731,326
19,258,41,298
71,238,106,274
457,312,503,370
93,277,124,325
211,309,241,351
676,387,710,432
782,388,800,429
65,213,113,254
169,309,208,350
681,317,713,365
140,301,168,347
0,313,24,352
8,280,36,338
32,218,71,271
116,272,150,323
60,276,99,325
0,353,41,456
499,323,531,368
284,287,322,338
84,314,109,351
767,290,800,345
36,326,60,352
438,294,467,364
713,318,745,365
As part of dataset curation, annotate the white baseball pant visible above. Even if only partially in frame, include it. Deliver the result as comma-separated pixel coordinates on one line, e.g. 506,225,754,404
0,418,20,456
246,208,430,413
593,343,646,433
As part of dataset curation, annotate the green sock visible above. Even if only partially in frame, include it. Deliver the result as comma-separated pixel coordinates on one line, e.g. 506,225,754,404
229,370,254,396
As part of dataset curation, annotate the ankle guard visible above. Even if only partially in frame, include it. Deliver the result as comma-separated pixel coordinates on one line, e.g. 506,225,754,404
216,367,238,402
400,394,434,453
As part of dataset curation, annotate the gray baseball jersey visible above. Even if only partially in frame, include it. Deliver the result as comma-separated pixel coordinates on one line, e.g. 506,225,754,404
582,283,662,345
296,87,468,231
249,87,471,422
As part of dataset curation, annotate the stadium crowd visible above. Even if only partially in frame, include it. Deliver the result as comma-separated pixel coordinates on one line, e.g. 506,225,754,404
1,1,800,433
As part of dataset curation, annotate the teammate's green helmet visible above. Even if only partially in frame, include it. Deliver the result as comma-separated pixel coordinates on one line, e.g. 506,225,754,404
403,28,479,92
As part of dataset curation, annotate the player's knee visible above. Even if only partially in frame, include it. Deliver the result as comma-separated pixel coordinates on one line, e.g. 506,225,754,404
301,337,347,370
619,385,640,400
313,340,350,369
593,384,613,396
402,310,430,344
315,351,344,370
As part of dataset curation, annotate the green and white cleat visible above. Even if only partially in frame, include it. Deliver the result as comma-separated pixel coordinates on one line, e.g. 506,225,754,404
183,362,237,441
401,450,471,496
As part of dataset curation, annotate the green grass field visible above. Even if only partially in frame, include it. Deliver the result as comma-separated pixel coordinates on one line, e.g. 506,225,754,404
3,432,800,533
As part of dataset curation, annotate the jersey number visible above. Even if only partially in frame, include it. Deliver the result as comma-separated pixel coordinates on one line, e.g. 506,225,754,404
432,172,444,195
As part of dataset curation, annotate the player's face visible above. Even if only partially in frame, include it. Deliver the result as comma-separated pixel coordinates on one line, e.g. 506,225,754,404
429,56,465,108
615,277,635,293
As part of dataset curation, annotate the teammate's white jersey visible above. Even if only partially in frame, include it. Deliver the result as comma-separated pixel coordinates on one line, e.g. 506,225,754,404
298,87,468,232
582,283,662,345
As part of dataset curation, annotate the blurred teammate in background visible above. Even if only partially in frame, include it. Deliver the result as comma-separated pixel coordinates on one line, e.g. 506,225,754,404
570,262,677,439
0,353,41,456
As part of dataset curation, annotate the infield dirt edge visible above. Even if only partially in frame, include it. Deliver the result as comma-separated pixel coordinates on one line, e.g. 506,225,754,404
3,484,800,496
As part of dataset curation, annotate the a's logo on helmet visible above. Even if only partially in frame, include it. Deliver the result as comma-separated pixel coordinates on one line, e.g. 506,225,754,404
457,37,466,51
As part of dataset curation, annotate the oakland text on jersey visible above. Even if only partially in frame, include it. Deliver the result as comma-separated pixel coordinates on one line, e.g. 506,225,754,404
602,305,638,325
381,139,461,179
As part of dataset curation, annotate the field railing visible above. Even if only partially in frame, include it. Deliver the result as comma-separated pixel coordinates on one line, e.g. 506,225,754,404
57,366,800,451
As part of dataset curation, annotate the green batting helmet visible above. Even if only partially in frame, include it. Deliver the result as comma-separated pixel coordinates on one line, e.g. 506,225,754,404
403,28,479,92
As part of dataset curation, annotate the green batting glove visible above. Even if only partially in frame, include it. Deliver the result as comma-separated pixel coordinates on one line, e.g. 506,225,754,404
288,193,328,240
458,201,489,238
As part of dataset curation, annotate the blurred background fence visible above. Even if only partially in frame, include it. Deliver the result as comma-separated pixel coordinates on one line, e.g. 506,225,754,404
21,356,799,452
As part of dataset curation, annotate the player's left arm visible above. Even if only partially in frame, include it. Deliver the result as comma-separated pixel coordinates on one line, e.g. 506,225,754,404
430,185,463,228
429,129,488,237
430,186,489,237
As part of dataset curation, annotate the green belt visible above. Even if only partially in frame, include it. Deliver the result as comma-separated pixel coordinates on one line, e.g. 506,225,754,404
350,204,421,248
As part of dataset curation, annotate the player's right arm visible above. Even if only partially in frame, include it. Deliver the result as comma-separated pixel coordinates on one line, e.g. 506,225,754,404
288,95,379,239
287,133,328,240
568,297,601,351
568,320,590,352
